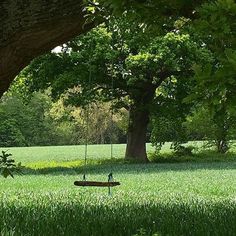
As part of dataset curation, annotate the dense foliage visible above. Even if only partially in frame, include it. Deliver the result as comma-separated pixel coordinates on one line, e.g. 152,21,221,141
2,0,236,157
0,92,126,147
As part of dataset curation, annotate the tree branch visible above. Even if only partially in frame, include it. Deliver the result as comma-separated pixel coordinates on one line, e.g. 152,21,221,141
0,0,95,97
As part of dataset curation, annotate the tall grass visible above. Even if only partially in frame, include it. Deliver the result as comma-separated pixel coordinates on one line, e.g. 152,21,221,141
0,143,156,163
0,191,235,235
0,143,235,235
0,161,235,235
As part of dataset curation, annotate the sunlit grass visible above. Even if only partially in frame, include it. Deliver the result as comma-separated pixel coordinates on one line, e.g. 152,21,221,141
0,143,236,235
0,143,156,163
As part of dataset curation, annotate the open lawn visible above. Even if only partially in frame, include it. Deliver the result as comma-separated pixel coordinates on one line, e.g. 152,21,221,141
0,143,236,235
0,143,154,163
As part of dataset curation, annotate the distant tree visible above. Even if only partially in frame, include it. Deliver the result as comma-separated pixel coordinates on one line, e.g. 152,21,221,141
184,106,236,153
0,119,26,147
71,102,126,145
0,93,56,146
0,96,27,147
0,88,126,147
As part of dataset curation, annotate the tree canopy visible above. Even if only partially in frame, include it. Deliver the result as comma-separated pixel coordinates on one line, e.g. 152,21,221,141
0,0,212,97
21,15,212,161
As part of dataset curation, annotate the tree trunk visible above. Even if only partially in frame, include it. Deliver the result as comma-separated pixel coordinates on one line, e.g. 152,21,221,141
213,107,229,154
0,0,94,97
125,105,150,162
125,85,156,162
216,139,228,154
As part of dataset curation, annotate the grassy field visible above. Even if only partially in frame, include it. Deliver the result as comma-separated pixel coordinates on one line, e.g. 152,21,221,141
0,143,236,235
0,143,155,163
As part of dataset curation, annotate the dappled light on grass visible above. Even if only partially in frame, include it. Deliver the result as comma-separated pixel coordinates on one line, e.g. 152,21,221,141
0,160,236,235
0,143,236,235
0,188,235,235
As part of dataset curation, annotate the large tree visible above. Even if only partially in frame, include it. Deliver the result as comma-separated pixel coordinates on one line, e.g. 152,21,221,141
22,18,211,162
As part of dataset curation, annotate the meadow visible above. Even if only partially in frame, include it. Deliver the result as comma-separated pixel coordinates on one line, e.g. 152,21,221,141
0,143,236,235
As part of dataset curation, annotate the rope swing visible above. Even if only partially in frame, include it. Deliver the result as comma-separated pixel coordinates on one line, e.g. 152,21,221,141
74,58,120,194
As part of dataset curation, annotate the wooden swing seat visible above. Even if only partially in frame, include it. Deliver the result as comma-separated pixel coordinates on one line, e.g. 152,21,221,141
74,181,120,187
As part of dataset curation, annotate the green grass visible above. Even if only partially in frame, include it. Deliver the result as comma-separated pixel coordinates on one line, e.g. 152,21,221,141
1,143,179,163
0,144,126,162
0,143,139,163
0,143,236,235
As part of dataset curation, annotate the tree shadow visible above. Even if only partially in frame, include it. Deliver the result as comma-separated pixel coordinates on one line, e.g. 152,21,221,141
0,196,235,236
21,158,236,176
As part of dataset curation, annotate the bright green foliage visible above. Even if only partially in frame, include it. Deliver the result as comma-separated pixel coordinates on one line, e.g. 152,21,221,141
24,19,210,106
126,33,209,87
184,106,236,153
0,151,21,178
181,0,236,153
0,91,126,147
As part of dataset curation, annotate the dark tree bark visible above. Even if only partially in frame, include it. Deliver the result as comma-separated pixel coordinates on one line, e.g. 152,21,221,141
125,105,150,162
0,0,93,97
213,107,230,154
125,85,156,162
216,140,228,154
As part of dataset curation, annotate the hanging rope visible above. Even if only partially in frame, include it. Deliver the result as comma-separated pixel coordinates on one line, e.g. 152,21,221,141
84,105,89,166
108,60,115,195
83,59,93,181
74,43,121,193
110,68,114,160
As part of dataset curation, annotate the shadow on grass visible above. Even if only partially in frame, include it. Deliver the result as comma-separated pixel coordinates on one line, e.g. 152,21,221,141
20,152,236,176
1,196,235,236
149,150,236,163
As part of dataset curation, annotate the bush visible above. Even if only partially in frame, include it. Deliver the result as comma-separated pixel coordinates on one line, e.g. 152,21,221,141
0,120,26,147
171,144,195,156
0,150,22,178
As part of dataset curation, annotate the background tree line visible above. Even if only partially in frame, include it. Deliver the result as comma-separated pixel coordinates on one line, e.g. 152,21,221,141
0,90,127,147
2,83,236,154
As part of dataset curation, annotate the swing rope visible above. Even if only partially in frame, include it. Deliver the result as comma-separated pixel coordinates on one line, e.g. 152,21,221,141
83,59,92,181
110,67,114,160
74,54,120,191
108,61,115,195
